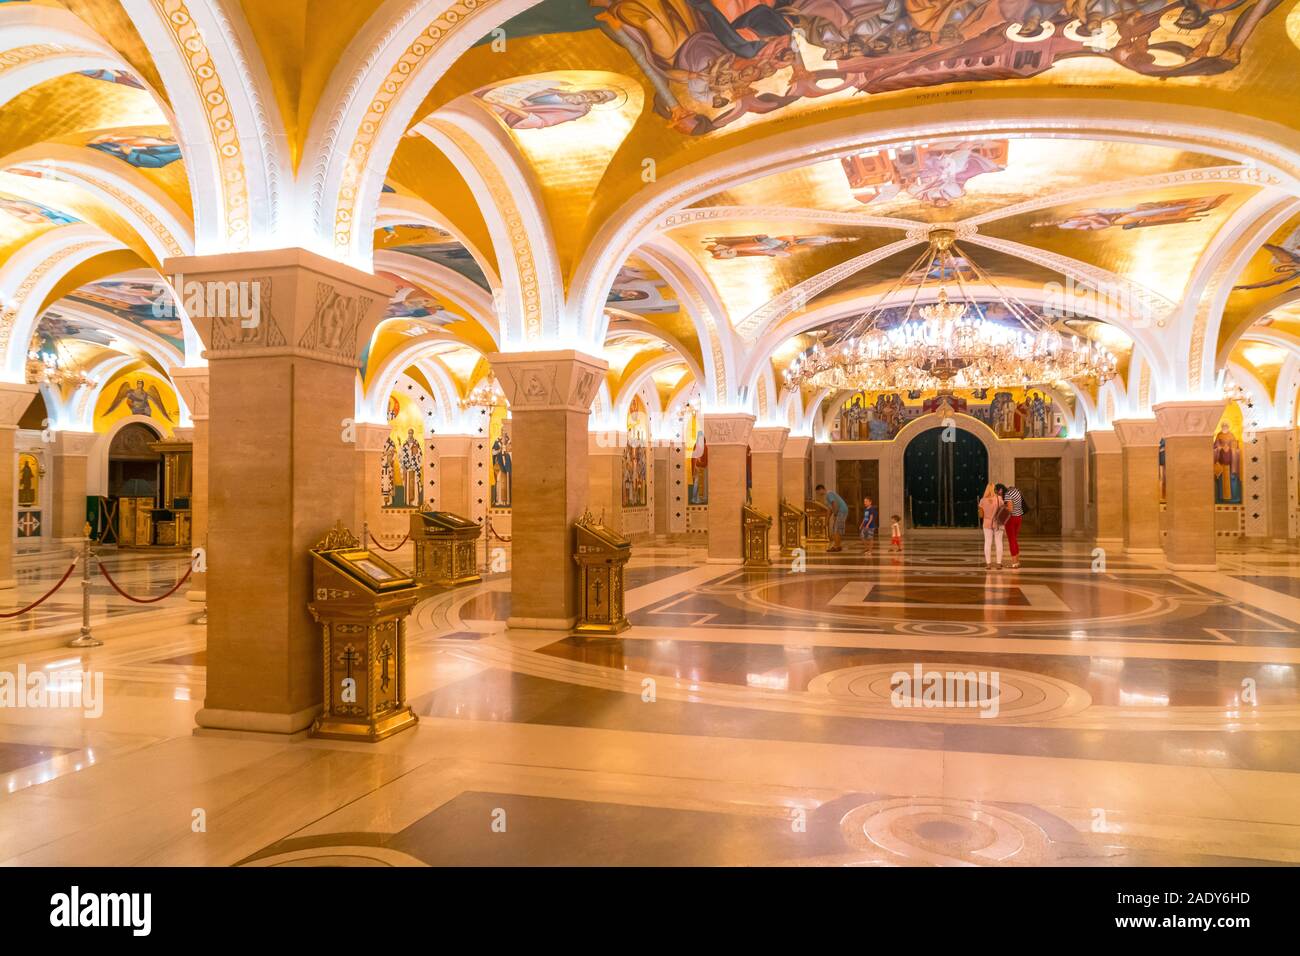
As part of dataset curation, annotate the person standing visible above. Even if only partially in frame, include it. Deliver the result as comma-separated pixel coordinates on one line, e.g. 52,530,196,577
995,482,1024,569
817,484,849,553
889,514,903,553
978,483,1005,571
860,496,878,550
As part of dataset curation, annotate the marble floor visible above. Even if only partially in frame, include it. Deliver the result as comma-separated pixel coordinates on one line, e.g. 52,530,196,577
2,535,1300,866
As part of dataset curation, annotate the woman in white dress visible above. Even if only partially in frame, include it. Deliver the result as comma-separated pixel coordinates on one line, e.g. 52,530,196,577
978,483,1005,571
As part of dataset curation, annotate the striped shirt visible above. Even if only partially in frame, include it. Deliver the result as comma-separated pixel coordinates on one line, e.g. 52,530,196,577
1004,487,1024,516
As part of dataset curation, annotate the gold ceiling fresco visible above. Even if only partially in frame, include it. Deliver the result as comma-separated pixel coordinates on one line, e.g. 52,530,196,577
1217,208,1300,352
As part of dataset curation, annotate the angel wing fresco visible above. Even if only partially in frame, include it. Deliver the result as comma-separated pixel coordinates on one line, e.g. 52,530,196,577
1233,244,1300,292
105,380,173,422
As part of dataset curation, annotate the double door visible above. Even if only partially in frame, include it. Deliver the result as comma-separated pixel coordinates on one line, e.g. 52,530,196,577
835,459,879,530
1013,457,1062,535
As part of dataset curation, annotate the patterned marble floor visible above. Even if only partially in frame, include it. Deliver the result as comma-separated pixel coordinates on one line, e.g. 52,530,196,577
3,535,1300,866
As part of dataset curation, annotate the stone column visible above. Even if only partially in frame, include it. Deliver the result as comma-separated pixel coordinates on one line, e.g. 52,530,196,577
0,383,38,589
783,435,812,506
653,442,672,534
1086,429,1123,546
587,432,626,533
749,425,787,525
432,434,476,517
172,367,209,602
1255,427,1293,543
52,430,97,544
1112,418,1162,555
701,412,755,563
489,350,606,629
1154,400,1225,571
353,423,390,539
166,248,394,737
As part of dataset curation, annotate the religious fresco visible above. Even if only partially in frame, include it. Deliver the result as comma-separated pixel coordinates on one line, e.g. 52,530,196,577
382,391,426,509
623,394,650,508
374,273,454,324
607,264,677,313
705,234,853,259
64,280,185,349
490,402,513,508
834,388,1065,440
17,453,39,510
93,368,178,434
1031,194,1229,231
1234,224,1300,294
87,133,183,169
474,76,629,130
0,194,79,225
685,407,708,505
376,223,491,292
841,140,1008,207
477,0,1287,137
1213,401,1243,505
78,69,145,90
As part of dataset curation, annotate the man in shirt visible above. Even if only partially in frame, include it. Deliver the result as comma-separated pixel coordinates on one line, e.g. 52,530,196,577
995,482,1024,569
817,484,849,553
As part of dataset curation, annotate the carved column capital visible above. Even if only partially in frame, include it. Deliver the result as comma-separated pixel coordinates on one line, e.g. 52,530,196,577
1086,428,1120,455
701,412,755,447
53,430,97,457
0,382,37,429
1153,400,1227,439
783,435,813,459
488,349,608,413
432,434,476,457
1112,418,1160,448
171,366,210,421
354,423,391,453
163,248,394,367
750,425,789,454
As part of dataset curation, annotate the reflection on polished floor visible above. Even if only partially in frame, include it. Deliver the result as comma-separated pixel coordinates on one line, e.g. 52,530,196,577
3,537,1300,867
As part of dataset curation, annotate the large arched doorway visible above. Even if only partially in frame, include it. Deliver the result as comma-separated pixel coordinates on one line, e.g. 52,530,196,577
903,427,988,528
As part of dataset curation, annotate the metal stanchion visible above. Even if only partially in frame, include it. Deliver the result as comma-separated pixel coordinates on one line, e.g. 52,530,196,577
68,523,102,648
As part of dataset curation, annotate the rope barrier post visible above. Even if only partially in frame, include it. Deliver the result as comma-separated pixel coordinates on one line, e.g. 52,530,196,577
196,534,208,626
68,523,102,648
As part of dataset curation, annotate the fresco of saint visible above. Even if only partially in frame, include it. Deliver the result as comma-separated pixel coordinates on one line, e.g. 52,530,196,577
705,234,852,258
1213,421,1242,504
1033,194,1229,231
1233,241,1300,293
842,141,1008,207
400,429,424,508
381,437,397,506
476,79,621,129
105,379,172,422
87,134,183,169
0,195,79,225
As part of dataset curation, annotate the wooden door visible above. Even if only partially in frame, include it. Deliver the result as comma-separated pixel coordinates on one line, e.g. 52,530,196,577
1013,457,1062,536
835,459,879,529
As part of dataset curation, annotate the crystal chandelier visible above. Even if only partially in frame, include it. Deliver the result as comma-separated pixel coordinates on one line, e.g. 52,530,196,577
26,341,95,389
783,227,1117,393
461,374,504,409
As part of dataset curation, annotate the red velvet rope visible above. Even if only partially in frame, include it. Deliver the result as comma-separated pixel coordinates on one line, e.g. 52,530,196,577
0,561,79,618
97,562,192,604
367,531,410,552
486,518,512,543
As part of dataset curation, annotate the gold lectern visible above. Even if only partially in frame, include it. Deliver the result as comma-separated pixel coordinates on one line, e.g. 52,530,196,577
410,511,482,588
573,511,631,635
779,500,804,555
308,522,419,742
805,499,831,550
742,504,772,567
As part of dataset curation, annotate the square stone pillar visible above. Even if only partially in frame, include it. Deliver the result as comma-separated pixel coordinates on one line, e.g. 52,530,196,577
783,436,812,506
0,383,38,590
701,413,755,563
1112,419,1162,555
172,368,209,602
52,430,96,544
1256,427,1293,542
1154,400,1226,571
750,425,787,534
431,434,476,517
166,248,395,737
587,432,626,533
1086,429,1123,546
653,443,673,534
353,423,391,541
489,350,607,629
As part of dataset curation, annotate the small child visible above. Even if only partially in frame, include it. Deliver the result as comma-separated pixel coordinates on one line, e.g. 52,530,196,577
860,497,878,547
890,514,903,552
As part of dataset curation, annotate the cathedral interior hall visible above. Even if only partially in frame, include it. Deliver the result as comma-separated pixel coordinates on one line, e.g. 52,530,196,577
1,0,1300,893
